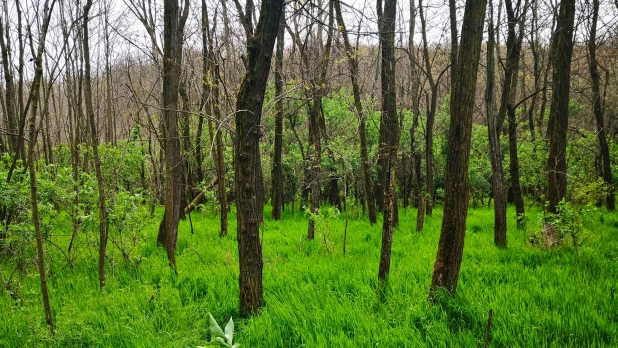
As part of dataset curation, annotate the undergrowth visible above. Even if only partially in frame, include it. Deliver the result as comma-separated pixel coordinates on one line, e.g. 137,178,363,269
1,203,616,347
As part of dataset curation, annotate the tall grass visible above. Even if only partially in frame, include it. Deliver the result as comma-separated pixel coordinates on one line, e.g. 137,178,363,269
1,203,616,347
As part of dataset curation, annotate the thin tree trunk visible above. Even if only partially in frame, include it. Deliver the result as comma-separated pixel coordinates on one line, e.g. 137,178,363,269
429,0,486,297
26,0,56,332
486,0,507,247
82,0,108,290
272,11,285,220
334,0,377,225
588,0,615,211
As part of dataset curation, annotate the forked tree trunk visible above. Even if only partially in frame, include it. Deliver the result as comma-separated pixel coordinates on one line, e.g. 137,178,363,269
429,0,486,297
82,0,109,290
234,0,283,317
547,0,575,213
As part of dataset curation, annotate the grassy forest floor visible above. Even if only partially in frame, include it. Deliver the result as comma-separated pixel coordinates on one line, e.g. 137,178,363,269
1,203,617,347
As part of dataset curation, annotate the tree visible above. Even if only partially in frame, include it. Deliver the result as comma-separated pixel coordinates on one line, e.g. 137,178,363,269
429,0,486,297
547,0,576,214
271,10,286,221
334,0,377,225
26,0,57,332
233,0,284,317
82,0,109,290
377,0,398,281
418,0,449,216
485,0,507,247
157,0,189,270
587,0,614,211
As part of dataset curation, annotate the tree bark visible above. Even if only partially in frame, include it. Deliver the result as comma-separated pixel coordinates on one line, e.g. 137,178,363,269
547,0,575,213
271,11,285,220
429,0,486,297
234,0,283,317
157,0,189,270
26,0,57,332
485,0,507,247
377,0,398,282
419,0,437,216
588,0,615,211
83,0,109,290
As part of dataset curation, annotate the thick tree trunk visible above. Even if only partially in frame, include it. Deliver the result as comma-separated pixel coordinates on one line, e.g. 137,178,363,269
429,0,486,297
157,0,189,270
547,0,575,213
234,0,283,317
588,0,615,211
485,1,507,247
334,0,377,225
271,12,285,220
83,0,109,290
377,0,398,282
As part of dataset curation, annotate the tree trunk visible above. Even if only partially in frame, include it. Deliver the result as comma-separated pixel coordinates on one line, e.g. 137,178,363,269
334,0,377,225
588,0,615,211
419,0,437,216
377,0,398,282
234,0,283,317
26,0,56,332
429,0,486,297
547,0,575,213
271,12,285,220
485,0,507,247
157,0,189,270
83,0,109,290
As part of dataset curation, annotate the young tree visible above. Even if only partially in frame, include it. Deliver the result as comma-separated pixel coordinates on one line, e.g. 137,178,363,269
547,0,576,214
233,0,284,317
485,0,507,247
333,0,377,225
82,0,109,290
429,0,486,297
26,0,57,332
271,10,286,221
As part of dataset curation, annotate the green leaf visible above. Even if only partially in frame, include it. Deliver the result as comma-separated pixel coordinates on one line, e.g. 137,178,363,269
224,317,234,344
209,313,226,339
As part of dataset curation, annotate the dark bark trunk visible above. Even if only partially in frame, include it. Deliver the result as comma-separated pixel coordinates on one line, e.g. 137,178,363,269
588,0,615,211
157,0,189,270
271,12,285,220
507,103,525,223
429,0,486,297
377,0,398,282
547,0,575,213
234,0,283,317
486,1,507,247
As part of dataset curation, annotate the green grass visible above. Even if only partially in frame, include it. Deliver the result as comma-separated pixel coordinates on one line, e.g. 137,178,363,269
1,203,617,347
